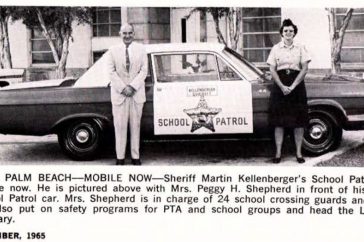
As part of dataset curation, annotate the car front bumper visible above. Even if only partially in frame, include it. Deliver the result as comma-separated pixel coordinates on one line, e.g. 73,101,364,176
345,114,364,130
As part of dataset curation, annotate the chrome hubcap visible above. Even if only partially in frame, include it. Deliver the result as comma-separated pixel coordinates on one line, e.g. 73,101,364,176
75,129,89,143
309,123,326,140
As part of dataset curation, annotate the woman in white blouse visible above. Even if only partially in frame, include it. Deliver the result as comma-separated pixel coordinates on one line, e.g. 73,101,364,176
266,19,311,164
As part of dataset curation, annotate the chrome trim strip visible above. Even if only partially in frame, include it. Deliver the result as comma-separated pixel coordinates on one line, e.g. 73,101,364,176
347,114,364,122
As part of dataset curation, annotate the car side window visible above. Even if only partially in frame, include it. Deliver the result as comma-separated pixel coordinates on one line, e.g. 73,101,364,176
145,55,152,84
153,53,219,83
216,57,241,81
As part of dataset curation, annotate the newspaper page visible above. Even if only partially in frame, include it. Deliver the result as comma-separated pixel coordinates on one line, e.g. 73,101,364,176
1,0,364,241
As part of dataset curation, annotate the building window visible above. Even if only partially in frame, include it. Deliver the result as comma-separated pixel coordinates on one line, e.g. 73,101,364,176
242,8,281,64
181,18,187,43
92,7,121,37
31,29,56,64
181,18,188,68
337,8,364,66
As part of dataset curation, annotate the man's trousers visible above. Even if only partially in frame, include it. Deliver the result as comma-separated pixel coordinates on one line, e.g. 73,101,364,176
112,98,144,159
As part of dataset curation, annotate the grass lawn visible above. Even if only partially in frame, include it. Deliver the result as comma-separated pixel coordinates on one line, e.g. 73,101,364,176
317,143,364,167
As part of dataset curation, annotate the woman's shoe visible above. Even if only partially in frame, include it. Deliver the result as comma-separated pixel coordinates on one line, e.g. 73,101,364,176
272,157,281,164
296,156,305,163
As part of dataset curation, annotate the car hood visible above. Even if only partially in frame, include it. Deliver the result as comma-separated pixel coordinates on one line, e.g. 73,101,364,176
305,73,364,83
0,77,74,90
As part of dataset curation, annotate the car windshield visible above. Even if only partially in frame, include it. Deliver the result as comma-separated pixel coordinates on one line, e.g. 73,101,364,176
223,47,264,81
73,46,266,87
74,53,110,87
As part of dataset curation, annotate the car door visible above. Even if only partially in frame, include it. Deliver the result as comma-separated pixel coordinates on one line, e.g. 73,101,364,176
151,51,253,136
251,77,273,134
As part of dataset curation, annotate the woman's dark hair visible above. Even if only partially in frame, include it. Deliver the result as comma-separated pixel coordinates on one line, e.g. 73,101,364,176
279,19,298,37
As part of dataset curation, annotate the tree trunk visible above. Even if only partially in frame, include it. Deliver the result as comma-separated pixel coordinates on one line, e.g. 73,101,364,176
327,8,353,74
227,7,242,52
334,8,353,73
0,15,11,69
0,18,5,69
2,16,12,68
53,29,63,57
56,28,70,79
327,8,337,73
212,14,227,46
36,8,60,66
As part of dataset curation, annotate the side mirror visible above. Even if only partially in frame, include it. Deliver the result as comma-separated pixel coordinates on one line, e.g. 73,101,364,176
256,72,271,83
262,72,272,82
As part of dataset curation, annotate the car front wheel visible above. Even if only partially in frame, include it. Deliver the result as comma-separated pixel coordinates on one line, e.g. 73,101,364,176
58,119,102,160
302,110,342,156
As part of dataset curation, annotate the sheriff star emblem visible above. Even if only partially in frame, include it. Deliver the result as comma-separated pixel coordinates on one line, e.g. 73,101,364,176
183,96,222,133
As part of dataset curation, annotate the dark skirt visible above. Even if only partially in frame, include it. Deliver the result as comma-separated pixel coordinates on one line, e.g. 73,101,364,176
269,69,308,128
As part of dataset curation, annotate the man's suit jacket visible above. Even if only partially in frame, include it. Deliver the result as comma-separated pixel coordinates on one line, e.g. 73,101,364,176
106,42,148,105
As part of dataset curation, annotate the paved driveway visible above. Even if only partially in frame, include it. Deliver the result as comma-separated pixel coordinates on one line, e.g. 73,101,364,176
0,131,363,166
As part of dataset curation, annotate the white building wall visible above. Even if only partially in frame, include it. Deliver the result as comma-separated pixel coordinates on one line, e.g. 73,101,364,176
6,8,334,72
170,8,229,45
171,8,200,43
173,8,332,70
92,37,120,52
282,8,331,70
206,14,227,43
8,20,29,68
8,20,93,69
67,22,92,68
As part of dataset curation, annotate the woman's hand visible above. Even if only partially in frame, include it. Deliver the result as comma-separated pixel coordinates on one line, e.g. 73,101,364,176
287,85,295,93
281,85,291,95
290,62,309,90
269,65,289,95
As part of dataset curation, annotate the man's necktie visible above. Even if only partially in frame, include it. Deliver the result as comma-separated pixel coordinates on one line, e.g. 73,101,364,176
125,46,130,72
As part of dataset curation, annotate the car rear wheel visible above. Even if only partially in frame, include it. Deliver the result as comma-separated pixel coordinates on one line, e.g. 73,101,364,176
302,110,342,156
58,119,102,160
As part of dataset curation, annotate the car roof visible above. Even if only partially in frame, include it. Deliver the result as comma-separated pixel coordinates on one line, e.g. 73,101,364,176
145,42,226,54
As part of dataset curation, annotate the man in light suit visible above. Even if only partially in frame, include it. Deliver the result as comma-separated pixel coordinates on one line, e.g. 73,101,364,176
106,23,148,165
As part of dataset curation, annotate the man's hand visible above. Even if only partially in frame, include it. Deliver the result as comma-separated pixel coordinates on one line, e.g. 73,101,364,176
121,85,136,97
